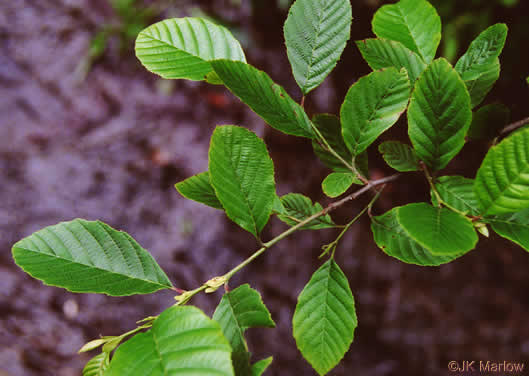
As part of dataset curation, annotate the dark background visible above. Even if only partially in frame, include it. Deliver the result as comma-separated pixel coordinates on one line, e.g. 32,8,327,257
1,0,529,375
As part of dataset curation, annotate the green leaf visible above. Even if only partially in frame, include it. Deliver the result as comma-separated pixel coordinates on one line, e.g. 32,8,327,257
372,0,441,63
135,17,246,81
407,58,472,171
397,203,478,255
284,0,352,94
490,208,529,252
341,68,411,156
371,207,465,266
211,60,314,138
356,38,427,82
463,59,501,108
277,193,335,230
474,127,529,215
455,24,507,79
311,114,368,176
251,357,273,376
456,24,507,108
11,219,172,296
378,141,419,172
83,353,109,376
467,103,510,140
431,176,481,216
322,172,357,198
107,306,234,376
175,171,223,209
292,260,357,375
209,126,276,238
213,284,275,375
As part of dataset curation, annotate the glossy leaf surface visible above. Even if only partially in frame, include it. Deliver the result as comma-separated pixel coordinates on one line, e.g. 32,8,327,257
474,127,529,215
407,58,472,171
293,260,357,375
212,60,314,138
431,176,481,216
397,203,478,255
284,0,352,94
209,126,276,237
341,68,410,156
136,18,245,81
356,38,426,82
372,0,441,63
107,306,234,376
12,219,172,296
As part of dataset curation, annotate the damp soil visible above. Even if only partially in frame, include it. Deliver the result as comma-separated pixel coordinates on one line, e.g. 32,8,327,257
1,1,529,375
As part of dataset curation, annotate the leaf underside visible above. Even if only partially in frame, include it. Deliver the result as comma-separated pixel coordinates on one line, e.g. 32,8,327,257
136,17,246,81
371,207,465,266
83,353,109,376
12,219,172,296
407,58,472,171
293,259,357,376
209,126,276,238
284,0,352,94
107,306,234,376
474,127,529,215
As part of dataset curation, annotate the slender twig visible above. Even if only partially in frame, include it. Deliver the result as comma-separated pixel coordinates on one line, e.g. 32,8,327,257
500,116,529,135
176,173,401,304
300,95,306,108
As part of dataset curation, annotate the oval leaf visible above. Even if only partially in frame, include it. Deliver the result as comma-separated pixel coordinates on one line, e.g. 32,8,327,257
213,284,275,375
136,17,246,81
341,67,411,156
12,219,172,296
277,193,335,230
431,176,481,216
397,203,478,255
322,172,357,198
372,0,441,63
293,259,357,376
490,208,529,252
474,127,529,215
356,38,427,82
284,0,352,94
407,58,472,171
209,126,276,237
378,141,419,172
83,353,109,376
107,306,234,376
371,207,465,266
211,60,314,138
175,171,223,209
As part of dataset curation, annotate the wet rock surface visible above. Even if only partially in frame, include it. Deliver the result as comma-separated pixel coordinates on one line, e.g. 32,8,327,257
1,1,529,375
